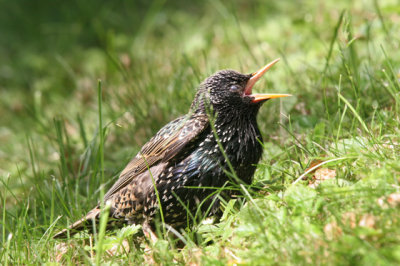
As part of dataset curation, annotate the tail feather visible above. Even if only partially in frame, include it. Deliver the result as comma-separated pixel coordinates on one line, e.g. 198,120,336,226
53,207,101,239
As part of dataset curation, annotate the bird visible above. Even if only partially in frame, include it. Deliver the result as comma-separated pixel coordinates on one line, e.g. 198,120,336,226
54,58,290,238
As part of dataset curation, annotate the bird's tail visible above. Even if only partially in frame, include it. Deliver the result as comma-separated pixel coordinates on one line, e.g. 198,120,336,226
53,206,103,239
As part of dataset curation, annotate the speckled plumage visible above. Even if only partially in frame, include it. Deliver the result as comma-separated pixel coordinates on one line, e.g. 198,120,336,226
54,61,288,238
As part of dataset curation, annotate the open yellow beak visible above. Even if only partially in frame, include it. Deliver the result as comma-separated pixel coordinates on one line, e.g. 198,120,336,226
244,58,291,103
251,93,292,103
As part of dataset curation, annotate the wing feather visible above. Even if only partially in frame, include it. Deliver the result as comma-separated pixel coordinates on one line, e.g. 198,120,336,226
103,113,208,201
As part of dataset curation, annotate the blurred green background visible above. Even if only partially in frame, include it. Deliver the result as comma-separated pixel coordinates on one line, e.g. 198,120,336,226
1,0,400,264
2,0,396,181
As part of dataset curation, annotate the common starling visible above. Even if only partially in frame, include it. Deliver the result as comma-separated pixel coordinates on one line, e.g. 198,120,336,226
54,58,290,238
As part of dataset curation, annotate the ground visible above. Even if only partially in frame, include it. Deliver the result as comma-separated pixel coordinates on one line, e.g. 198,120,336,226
1,0,400,264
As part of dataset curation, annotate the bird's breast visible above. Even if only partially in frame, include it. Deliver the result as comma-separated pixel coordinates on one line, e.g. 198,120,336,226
185,120,263,186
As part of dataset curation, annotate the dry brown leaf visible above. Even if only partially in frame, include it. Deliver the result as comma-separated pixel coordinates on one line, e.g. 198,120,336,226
341,212,357,228
324,221,342,240
304,159,324,174
309,168,336,188
387,193,400,207
358,214,375,229
55,242,74,263
315,168,336,180
377,196,388,209
377,193,400,209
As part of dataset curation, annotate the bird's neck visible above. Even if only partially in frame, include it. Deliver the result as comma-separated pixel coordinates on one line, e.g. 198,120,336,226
210,106,263,166
215,107,263,147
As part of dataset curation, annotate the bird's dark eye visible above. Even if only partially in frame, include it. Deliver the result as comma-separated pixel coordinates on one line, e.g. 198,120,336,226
229,85,241,92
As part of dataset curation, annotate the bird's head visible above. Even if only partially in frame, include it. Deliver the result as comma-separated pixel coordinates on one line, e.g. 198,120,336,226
192,59,290,114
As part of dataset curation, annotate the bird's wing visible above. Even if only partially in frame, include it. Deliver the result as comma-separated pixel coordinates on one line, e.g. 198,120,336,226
103,113,209,201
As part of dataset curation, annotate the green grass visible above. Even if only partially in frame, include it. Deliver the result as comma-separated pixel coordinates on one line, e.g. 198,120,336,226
1,0,400,264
